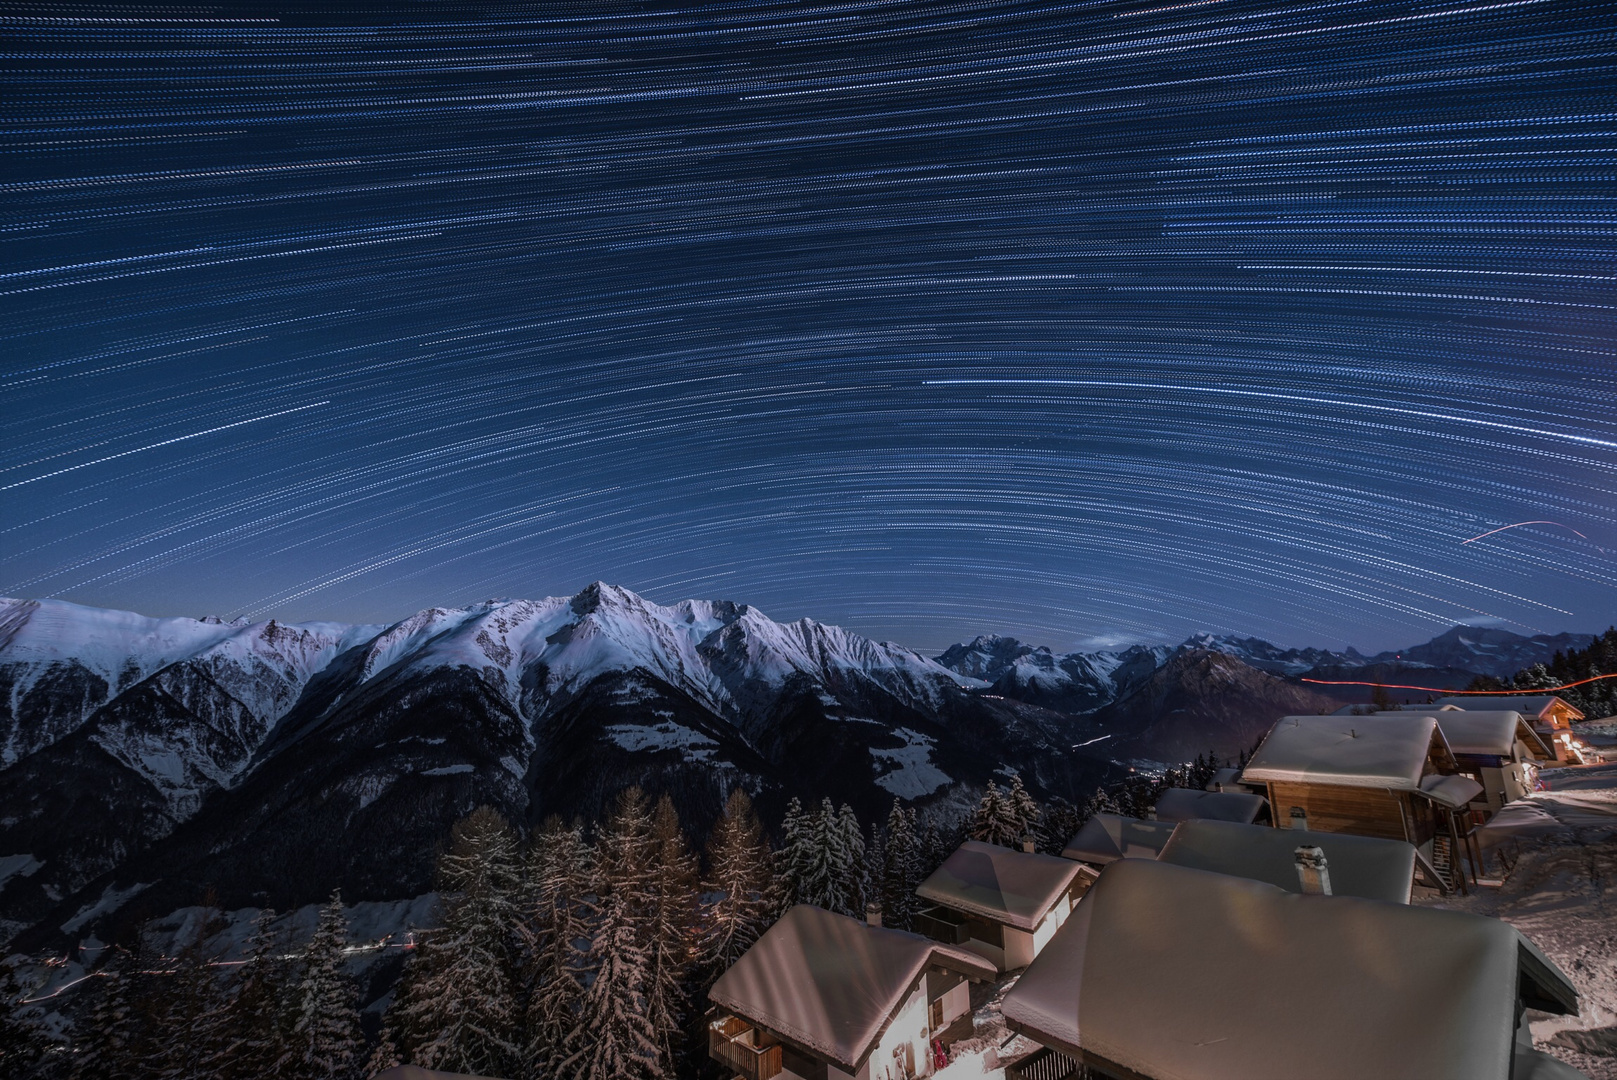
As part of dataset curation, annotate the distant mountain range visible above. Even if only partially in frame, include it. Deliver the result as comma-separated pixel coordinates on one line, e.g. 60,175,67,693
0,586,1594,953
937,624,1594,714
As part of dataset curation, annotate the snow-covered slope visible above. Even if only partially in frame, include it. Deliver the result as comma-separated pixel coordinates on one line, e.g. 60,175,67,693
0,597,378,768
316,582,981,728
934,634,1170,713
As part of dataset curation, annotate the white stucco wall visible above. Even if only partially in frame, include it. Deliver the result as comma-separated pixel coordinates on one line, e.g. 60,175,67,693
859,983,931,1079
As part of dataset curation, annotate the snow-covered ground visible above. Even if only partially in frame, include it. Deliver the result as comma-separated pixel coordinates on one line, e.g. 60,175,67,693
932,766,1617,1080
870,727,952,798
1419,762,1617,1079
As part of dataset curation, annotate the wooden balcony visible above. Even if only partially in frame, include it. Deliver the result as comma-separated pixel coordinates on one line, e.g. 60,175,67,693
1007,1045,1087,1080
914,903,971,945
709,1013,784,1080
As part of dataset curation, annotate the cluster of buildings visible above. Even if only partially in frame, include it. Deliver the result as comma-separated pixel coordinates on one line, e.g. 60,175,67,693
707,695,1593,1080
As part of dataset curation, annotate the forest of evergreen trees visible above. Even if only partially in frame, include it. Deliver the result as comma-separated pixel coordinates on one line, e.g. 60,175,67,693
1,761,1219,1080
1468,626,1617,719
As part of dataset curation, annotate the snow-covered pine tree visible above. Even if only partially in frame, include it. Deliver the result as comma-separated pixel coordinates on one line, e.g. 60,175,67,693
0,961,48,1079
573,788,659,1080
286,892,364,1080
205,908,291,1080
72,938,154,1080
1004,771,1041,844
832,803,867,918
878,802,921,931
382,806,522,1078
520,816,594,1079
701,788,775,976
773,797,810,913
791,798,840,911
969,781,1021,846
1037,797,1083,856
151,904,231,1080
644,795,698,1079
575,890,657,1080
866,822,885,913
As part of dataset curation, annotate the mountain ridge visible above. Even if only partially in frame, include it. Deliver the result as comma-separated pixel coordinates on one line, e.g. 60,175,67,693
0,587,1598,951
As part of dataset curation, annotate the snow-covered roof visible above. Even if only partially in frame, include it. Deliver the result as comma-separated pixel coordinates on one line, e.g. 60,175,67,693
1206,766,1247,790
1061,814,1178,866
1240,714,1450,790
1157,818,1417,903
708,904,995,1074
1419,773,1485,810
915,840,1086,931
1434,711,1552,760
1433,696,1583,722
1153,787,1268,824
1002,859,1578,1080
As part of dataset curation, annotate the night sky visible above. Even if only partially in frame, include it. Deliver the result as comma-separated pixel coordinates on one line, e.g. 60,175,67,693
2,0,1615,655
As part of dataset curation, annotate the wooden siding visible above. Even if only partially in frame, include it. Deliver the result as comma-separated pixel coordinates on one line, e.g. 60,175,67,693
1265,781,1420,842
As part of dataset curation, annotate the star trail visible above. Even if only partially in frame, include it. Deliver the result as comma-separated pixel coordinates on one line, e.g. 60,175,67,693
1,0,1614,654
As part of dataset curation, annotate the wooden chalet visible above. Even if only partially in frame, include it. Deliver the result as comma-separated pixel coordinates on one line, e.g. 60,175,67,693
913,840,1089,972
999,859,1581,1080
1156,817,1418,903
1151,787,1268,825
1432,695,1586,763
1431,710,1554,813
1238,714,1474,891
1060,813,1178,869
708,904,995,1080
1204,766,1264,796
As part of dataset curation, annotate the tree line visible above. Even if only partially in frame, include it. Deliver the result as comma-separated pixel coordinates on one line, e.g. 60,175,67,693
2,762,1219,1080
1468,626,1617,719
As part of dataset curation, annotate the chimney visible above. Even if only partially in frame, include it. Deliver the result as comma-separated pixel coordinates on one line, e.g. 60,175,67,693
1289,806,1308,831
1295,846,1332,895
1020,834,1037,854
865,902,882,928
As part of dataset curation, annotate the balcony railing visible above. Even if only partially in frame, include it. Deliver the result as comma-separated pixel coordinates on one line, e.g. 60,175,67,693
709,1014,784,1080
914,904,971,945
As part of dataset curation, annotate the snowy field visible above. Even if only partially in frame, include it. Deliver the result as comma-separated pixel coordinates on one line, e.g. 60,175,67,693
1418,762,1617,1079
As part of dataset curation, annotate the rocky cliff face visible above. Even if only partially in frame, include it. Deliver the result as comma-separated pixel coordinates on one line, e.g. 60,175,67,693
1074,649,1345,762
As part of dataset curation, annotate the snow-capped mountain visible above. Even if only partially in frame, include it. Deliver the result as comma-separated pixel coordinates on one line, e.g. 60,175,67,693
933,624,1599,702
1362,625,1595,678
934,634,1171,713
0,597,377,770
0,585,1108,951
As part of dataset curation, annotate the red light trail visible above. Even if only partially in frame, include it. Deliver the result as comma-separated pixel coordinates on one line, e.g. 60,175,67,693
1300,672,1617,695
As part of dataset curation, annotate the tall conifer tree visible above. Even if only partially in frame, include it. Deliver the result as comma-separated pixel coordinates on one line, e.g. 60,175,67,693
643,796,698,1079
833,803,867,917
701,789,775,974
574,789,659,1080
520,817,593,1079
1005,771,1041,844
287,892,363,1080
878,802,921,931
206,908,291,1080
382,806,522,1077
773,797,809,913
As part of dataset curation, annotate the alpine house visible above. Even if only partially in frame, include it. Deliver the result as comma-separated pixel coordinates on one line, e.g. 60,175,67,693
913,840,1089,972
1000,859,1582,1080
707,904,995,1080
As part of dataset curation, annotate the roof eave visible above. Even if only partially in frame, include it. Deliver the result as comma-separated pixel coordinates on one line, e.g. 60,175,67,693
1240,768,1420,790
